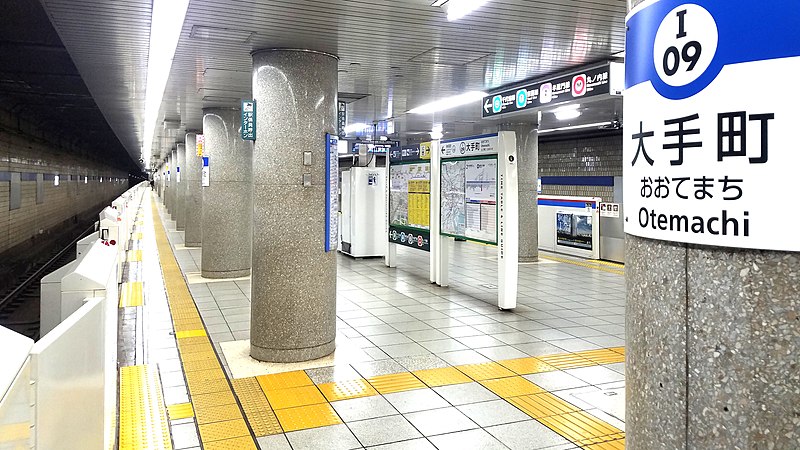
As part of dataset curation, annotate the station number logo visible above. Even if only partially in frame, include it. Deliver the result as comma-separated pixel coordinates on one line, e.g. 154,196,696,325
516,89,528,108
654,4,718,87
572,74,586,97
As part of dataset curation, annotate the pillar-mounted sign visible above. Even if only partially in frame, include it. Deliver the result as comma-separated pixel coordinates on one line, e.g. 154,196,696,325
337,101,346,138
325,134,339,252
625,0,800,252
201,157,210,187
196,134,205,156
241,100,256,141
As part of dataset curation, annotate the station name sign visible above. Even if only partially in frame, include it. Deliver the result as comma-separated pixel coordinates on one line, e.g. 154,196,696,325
482,62,622,118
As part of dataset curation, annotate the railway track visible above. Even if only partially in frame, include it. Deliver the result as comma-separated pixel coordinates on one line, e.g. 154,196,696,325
0,223,96,340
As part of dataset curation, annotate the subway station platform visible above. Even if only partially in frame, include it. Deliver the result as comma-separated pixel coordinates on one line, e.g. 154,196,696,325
116,190,627,450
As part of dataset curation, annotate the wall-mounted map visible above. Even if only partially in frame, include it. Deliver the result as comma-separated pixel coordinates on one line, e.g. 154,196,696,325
441,157,497,243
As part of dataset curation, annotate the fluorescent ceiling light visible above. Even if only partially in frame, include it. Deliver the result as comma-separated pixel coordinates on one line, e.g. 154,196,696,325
444,0,490,21
539,121,610,134
344,123,369,134
553,104,581,121
408,91,486,115
430,124,444,140
141,0,190,167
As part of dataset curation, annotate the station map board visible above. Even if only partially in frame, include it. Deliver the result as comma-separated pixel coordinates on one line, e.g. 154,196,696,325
388,143,431,251
439,134,499,245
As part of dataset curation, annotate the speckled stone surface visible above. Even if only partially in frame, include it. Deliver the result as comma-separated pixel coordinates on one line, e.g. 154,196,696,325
626,235,688,450
686,246,799,449
200,108,252,278
500,123,538,262
174,143,187,230
627,233,800,449
183,133,202,247
250,49,338,362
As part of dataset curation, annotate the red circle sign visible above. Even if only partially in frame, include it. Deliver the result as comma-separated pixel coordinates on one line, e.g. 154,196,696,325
572,74,587,97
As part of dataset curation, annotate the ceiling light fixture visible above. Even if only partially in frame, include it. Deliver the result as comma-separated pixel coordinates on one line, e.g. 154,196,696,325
442,0,490,21
344,123,369,134
538,121,612,134
553,104,581,121
141,0,190,167
430,124,444,140
408,91,486,115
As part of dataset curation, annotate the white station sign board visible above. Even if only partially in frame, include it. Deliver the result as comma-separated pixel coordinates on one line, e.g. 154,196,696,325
624,0,800,251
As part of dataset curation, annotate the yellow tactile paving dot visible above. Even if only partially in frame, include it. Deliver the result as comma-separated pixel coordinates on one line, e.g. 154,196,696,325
181,350,217,363
126,249,143,262
178,342,216,355
256,370,314,392
134,232,143,240
195,403,244,425
479,376,544,398
178,335,211,346
584,438,626,449
537,353,596,370
191,389,238,411
413,366,473,387
175,329,207,339
203,436,259,450
506,392,579,419
119,282,143,307
184,358,224,372
198,418,250,443
571,349,625,365
456,362,516,381
187,377,232,395
232,377,283,437
174,321,205,332
498,357,557,375
318,378,378,401
539,254,625,276
185,367,226,382
275,403,342,433
118,365,172,450
367,372,426,394
264,385,327,410
538,411,624,446
167,403,194,420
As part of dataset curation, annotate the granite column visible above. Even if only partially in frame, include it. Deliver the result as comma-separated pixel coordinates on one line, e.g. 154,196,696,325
626,1,800,449
200,108,252,278
184,133,203,247
249,49,338,362
174,143,187,230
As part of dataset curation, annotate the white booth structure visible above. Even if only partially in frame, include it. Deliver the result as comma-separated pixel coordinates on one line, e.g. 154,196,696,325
537,196,602,260
340,166,386,258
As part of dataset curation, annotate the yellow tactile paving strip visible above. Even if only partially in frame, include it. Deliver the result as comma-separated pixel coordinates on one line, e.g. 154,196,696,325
367,372,426,394
127,249,143,262
413,366,472,387
541,254,625,276
167,403,194,421
119,281,143,307
150,201,258,449
231,378,282,436
118,365,172,450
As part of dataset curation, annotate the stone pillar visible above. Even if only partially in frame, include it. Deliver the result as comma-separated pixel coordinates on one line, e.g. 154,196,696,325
626,1,800,449
184,133,202,247
200,108,252,278
174,143,187,231
499,123,538,261
168,149,177,217
250,49,338,362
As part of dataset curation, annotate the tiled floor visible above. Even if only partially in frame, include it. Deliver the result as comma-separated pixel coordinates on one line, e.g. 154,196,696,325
149,193,627,449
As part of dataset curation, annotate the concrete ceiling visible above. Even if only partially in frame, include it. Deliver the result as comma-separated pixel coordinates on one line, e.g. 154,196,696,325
39,0,628,169
0,0,138,171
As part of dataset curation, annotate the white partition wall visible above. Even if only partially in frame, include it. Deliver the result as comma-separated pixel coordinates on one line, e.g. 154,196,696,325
29,298,107,450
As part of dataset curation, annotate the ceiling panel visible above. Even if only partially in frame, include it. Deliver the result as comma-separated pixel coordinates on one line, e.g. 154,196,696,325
40,0,627,168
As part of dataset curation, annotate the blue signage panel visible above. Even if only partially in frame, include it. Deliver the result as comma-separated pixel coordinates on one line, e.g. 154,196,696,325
325,134,339,252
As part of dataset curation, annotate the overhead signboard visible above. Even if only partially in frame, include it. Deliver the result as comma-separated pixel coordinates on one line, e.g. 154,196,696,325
624,0,800,251
482,62,623,118
241,100,256,141
440,133,498,158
